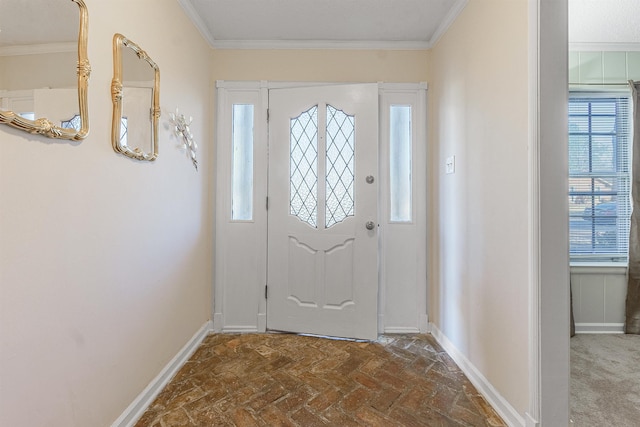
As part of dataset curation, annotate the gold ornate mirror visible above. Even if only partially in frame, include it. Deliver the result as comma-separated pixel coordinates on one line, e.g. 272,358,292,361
111,34,159,161
0,0,90,140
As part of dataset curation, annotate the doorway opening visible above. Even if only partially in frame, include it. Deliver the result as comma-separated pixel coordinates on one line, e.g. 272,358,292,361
214,81,427,340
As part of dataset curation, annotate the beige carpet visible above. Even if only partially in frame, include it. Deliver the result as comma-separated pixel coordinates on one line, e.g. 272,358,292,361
571,334,640,426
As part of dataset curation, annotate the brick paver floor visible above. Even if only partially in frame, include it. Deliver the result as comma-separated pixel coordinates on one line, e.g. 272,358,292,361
134,333,507,426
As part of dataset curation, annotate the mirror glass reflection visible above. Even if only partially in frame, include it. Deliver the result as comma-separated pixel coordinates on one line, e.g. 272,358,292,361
111,34,159,161
0,0,89,140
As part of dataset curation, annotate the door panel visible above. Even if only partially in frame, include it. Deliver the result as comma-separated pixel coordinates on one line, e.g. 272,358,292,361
267,84,379,340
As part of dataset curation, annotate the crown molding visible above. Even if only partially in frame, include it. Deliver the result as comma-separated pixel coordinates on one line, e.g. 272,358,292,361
569,42,640,52
0,42,75,57
177,0,216,48
211,39,430,50
428,0,469,48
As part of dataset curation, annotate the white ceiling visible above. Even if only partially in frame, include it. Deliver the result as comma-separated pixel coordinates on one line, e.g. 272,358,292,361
178,0,467,49
1,0,638,53
568,0,640,47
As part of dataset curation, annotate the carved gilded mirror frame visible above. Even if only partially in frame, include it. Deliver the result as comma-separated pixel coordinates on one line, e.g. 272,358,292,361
111,33,160,161
0,0,90,141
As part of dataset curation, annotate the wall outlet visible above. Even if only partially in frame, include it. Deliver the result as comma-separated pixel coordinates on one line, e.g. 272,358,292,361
445,155,455,174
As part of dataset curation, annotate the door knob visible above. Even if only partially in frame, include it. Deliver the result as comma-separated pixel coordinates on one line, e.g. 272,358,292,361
365,221,375,230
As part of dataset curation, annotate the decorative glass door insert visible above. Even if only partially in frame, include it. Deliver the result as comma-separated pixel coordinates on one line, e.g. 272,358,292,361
289,105,355,229
267,83,379,340
290,105,318,227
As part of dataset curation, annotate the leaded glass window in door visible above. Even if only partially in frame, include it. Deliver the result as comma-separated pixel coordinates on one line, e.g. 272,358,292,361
290,105,318,227
326,105,355,228
289,104,356,229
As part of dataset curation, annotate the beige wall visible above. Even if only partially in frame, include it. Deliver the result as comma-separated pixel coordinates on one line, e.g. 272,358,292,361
211,49,429,82
428,0,530,416
0,0,213,426
0,51,77,90
0,0,540,424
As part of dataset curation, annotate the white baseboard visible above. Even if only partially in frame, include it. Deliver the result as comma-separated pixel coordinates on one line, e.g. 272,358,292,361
419,313,429,333
525,412,540,427
429,323,525,427
383,326,421,334
575,323,624,334
111,320,213,427
212,313,224,332
257,313,267,332
222,325,259,333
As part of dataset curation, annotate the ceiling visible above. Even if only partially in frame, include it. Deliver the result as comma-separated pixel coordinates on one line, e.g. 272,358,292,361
1,0,638,53
180,0,640,50
568,0,640,47
178,0,466,49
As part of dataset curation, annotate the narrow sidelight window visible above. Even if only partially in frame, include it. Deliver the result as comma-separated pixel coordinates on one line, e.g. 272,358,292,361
232,104,254,221
389,105,412,222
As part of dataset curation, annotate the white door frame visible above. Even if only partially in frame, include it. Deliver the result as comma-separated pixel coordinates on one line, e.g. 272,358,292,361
214,81,428,336
527,0,570,425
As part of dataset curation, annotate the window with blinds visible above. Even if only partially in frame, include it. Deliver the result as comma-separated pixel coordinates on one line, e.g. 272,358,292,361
568,94,631,262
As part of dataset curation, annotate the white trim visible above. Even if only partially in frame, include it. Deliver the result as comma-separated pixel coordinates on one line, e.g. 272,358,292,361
379,82,429,91
525,412,540,427
212,313,224,332
222,326,260,333
211,39,430,51
0,42,75,57
533,0,570,425
257,313,267,332
428,0,469,48
383,327,421,334
569,42,640,52
570,265,627,275
176,0,217,48
527,0,541,424
575,323,625,334
430,324,526,427
217,81,428,91
110,321,213,427
419,313,429,333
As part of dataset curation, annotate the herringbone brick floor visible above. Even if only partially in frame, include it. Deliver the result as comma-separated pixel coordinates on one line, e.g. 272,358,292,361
134,333,507,426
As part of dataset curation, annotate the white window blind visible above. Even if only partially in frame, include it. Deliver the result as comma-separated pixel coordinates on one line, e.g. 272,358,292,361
568,94,631,262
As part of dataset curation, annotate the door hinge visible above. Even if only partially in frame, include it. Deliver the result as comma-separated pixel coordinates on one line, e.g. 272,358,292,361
265,285,268,299
267,108,270,122
266,196,269,210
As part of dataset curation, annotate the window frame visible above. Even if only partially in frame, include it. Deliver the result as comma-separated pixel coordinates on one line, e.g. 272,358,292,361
568,90,632,265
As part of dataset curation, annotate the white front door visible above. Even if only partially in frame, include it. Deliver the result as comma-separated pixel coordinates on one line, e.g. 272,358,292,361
266,84,379,340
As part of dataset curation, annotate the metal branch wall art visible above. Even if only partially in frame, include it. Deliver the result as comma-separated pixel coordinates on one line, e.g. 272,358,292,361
170,108,198,171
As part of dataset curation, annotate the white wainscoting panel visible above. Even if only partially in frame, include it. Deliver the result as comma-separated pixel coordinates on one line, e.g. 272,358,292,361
570,266,627,333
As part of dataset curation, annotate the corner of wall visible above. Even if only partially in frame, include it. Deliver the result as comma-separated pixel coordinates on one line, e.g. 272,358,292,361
430,323,526,427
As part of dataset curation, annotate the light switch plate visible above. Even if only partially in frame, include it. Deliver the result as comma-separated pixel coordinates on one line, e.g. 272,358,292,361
445,155,455,174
